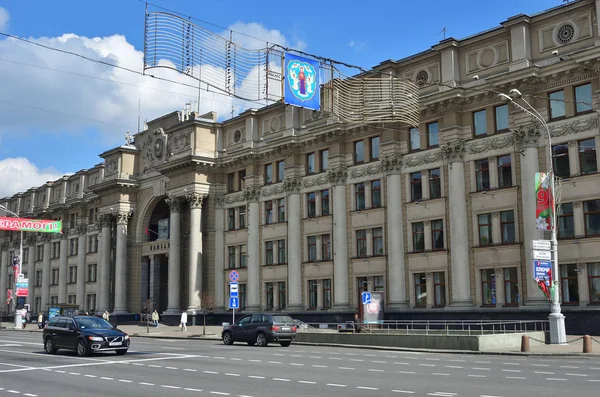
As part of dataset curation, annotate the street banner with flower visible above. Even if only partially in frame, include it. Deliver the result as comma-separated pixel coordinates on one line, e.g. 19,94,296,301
535,172,554,231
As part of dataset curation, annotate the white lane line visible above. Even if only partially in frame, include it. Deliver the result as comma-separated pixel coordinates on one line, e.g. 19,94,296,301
184,368,197,372
290,363,304,366
503,363,520,366
357,386,378,390
419,364,435,367
392,391,415,394
161,385,180,389
506,376,526,380
345,353,357,356
139,382,154,386
502,369,522,373
209,392,229,396
100,377,114,380
589,380,600,382
273,353,284,356
248,375,265,379
273,378,290,382
468,375,486,378
565,373,588,377
534,371,554,375
472,368,490,371
561,366,579,369
309,356,321,359
225,373,240,377
427,393,457,396
432,373,450,376
6,391,20,395
184,388,203,392
229,358,242,361
54,370,66,374
350,359,364,362
425,358,440,361
84,374,97,378
119,380,133,383
149,365,162,368
298,380,316,384
339,367,355,370
532,364,550,367
329,357,342,360
290,354,302,357
546,378,567,381
203,370,218,374
213,357,226,360
312,365,327,368
24,394,38,397
165,366,178,370
268,361,282,364
248,359,261,363
326,383,346,387
445,366,463,369
365,354,377,357
394,362,410,365
132,363,144,366
480,395,503,397
475,361,490,364
450,359,465,362
399,371,416,374
368,369,384,372
373,360,387,363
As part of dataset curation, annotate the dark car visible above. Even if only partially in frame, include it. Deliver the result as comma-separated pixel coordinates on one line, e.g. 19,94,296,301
222,313,297,347
43,315,130,357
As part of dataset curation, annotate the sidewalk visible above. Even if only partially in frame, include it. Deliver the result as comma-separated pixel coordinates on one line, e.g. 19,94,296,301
2,322,599,356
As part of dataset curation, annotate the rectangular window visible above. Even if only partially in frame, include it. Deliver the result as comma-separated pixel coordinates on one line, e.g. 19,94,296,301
575,83,593,114
584,199,600,237
51,269,59,285
277,240,286,264
308,280,318,309
497,155,512,188
228,247,236,269
478,213,493,245
68,294,76,305
370,136,380,160
265,241,274,265
414,273,427,308
558,203,574,239
320,149,329,172
474,109,487,136
276,160,285,182
412,222,425,252
323,279,332,309
278,198,285,222
481,269,496,306
264,163,273,184
239,245,247,268
500,210,516,244
588,263,600,304
227,208,235,230
374,275,384,292
87,235,98,253
475,159,490,191
356,229,367,257
409,127,420,151
307,236,317,261
549,90,566,119
239,206,246,229
239,284,247,309
429,168,441,199
321,189,330,215
371,180,381,208
306,152,316,174
265,201,273,225
69,238,78,256
355,183,366,210
36,245,43,261
238,169,246,190
227,173,235,192
495,104,509,132
499,268,516,306
86,294,96,313
427,122,439,147
307,192,316,218
372,227,383,256
265,282,274,310
433,272,446,307
87,264,97,282
354,140,364,163
69,266,77,284
322,234,331,260
552,144,570,178
560,264,579,304
579,138,597,174
410,172,422,201
52,242,60,259
431,219,444,250
278,281,286,309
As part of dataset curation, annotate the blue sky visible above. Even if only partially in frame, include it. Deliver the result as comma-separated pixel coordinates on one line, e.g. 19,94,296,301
0,0,563,198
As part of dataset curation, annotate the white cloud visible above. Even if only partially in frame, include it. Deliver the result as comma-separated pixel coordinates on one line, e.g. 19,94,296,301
227,22,306,51
0,158,64,198
0,7,9,31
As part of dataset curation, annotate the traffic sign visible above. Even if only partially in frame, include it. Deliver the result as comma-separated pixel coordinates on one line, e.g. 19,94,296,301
229,297,239,309
361,291,372,305
533,250,552,260
532,239,551,251
230,282,239,298
229,270,240,282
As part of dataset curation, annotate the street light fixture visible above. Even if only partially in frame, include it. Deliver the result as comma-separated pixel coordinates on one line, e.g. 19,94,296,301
499,90,567,345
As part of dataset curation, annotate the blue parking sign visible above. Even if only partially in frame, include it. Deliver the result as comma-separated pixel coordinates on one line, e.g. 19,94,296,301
361,292,372,305
229,297,239,309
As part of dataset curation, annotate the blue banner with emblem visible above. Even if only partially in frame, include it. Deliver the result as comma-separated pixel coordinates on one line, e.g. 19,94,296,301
284,53,320,111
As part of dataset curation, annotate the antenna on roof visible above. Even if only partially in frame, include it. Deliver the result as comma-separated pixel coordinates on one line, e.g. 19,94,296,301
438,27,447,40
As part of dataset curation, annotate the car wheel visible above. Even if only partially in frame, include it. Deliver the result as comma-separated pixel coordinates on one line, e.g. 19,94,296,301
279,341,291,347
44,338,57,354
247,341,256,346
115,349,128,356
255,332,268,347
76,339,89,357
222,331,234,345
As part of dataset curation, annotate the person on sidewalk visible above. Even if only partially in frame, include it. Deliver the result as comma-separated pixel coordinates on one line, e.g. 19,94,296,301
151,310,159,328
102,311,110,322
37,313,44,329
353,313,362,334
180,310,187,331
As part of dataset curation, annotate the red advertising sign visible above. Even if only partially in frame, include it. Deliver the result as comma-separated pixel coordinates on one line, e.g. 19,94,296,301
535,172,554,231
0,217,62,233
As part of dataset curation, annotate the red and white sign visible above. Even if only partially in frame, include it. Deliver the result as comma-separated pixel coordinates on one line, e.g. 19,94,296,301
229,270,239,282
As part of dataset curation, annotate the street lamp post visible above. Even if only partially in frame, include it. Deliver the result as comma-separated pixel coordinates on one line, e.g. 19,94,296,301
499,90,567,345
0,204,23,316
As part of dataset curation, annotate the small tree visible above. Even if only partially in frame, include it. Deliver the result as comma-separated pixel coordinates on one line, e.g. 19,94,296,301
200,293,215,336
142,299,154,333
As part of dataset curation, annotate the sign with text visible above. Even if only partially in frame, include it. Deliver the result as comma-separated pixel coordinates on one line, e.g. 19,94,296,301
534,260,552,286
15,279,28,297
230,282,238,298
0,217,62,233
532,239,551,251
532,250,552,260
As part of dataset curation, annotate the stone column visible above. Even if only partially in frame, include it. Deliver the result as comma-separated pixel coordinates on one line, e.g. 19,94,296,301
285,177,302,311
329,166,350,309
165,197,181,314
514,126,545,304
246,187,261,311
0,245,8,312
27,241,35,308
214,196,225,310
442,140,472,306
187,193,205,312
41,238,51,313
113,211,131,314
97,215,112,314
58,236,68,303
76,228,87,310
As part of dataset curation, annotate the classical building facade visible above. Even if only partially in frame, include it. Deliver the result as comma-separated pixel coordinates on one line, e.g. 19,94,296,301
1,0,600,324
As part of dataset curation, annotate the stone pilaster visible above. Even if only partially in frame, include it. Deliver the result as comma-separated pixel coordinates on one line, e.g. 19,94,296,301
76,227,86,310
187,193,206,312
214,195,225,310
97,214,112,314
113,211,131,314
58,236,68,304
0,245,8,312
27,238,35,309
328,166,350,309
165,197,182,314
245,186,261,311
284,177,302,311
41,236,51,313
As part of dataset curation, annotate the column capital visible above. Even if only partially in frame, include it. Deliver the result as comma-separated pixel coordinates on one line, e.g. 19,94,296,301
380,154,402,174
37,234,52,244
25,236,37,246
512,123,541,148
243,186,261,202
327,166,347,185
494,267,503,276
98,214,113,228
165,196,183,213
115,210,132,225
186,192,207,209
284,177,302,194
441,139,466,163
215,194,226,209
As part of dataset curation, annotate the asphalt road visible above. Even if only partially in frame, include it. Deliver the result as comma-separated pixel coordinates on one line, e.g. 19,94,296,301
0,332,599,397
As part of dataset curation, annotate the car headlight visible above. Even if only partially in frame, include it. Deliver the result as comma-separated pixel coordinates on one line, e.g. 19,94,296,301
124,335,129,340
88,336,103,342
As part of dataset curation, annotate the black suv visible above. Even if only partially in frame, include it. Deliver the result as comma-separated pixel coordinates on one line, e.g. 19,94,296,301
43,315,130,357
222,313,297,347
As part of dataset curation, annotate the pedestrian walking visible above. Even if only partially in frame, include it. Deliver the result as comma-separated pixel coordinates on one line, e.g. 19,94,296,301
37,313,44,329
180,310,187,331
151,310,159,328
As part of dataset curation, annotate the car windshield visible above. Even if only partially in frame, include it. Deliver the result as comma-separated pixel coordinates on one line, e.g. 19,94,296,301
75,317,113,330
272,315,294,324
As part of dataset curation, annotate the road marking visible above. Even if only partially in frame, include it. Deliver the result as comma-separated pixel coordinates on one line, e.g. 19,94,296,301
532,364,550,367
132,363,144,366
24,394,38,397
449,359,465,362
273,353,284,356
534,371,554,375
425,358,440,361
54,370,66,374
119,380,133,383
184,388,203,392
373,360,387,363
561,366,579,369
209,392,229,396
468,375,486,378
445,366,463,369
139,382,154,386
394,362,410,365
502,369,521,373
365,354,376,357
100,377,113,380
161,385,180,389
84,374,97,378
399,371,416,374
506,376,526,379
546,378,567,381
248,359,261,363
309,356,321,359
565,373,588,377
229,358,242,361
474,361,490,364
290,363,304,366
503,363,520,366
298,381,316,384
472,368,490,371
329,357,342,360
273,378,290,382
368,369,384,372
339,367,355,370
480,395,503,397
432,373,450,376
213,357,226,360
203,371,218,374
391,391,415,394
268,361,281,364
589,380,600,382
357,386,378,390
7,391,20,395
326,383,346,387
312,365,327,368
149,365,162,368
248,375,265,379
165,366,178,370
350,359,364,362
225,373,240,377
427,393,457,396
419,364,435,367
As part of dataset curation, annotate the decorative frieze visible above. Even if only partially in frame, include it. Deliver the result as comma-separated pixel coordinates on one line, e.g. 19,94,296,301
469,133,514,154
350,163,382,179
87,223,99,234
442,140,466,162
283,177,302,194
302,174,329,189
327,166,348,185
404,151,443,168
243,186,261,202
187,193,207,209
550,116,598,138
261,183,285,198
